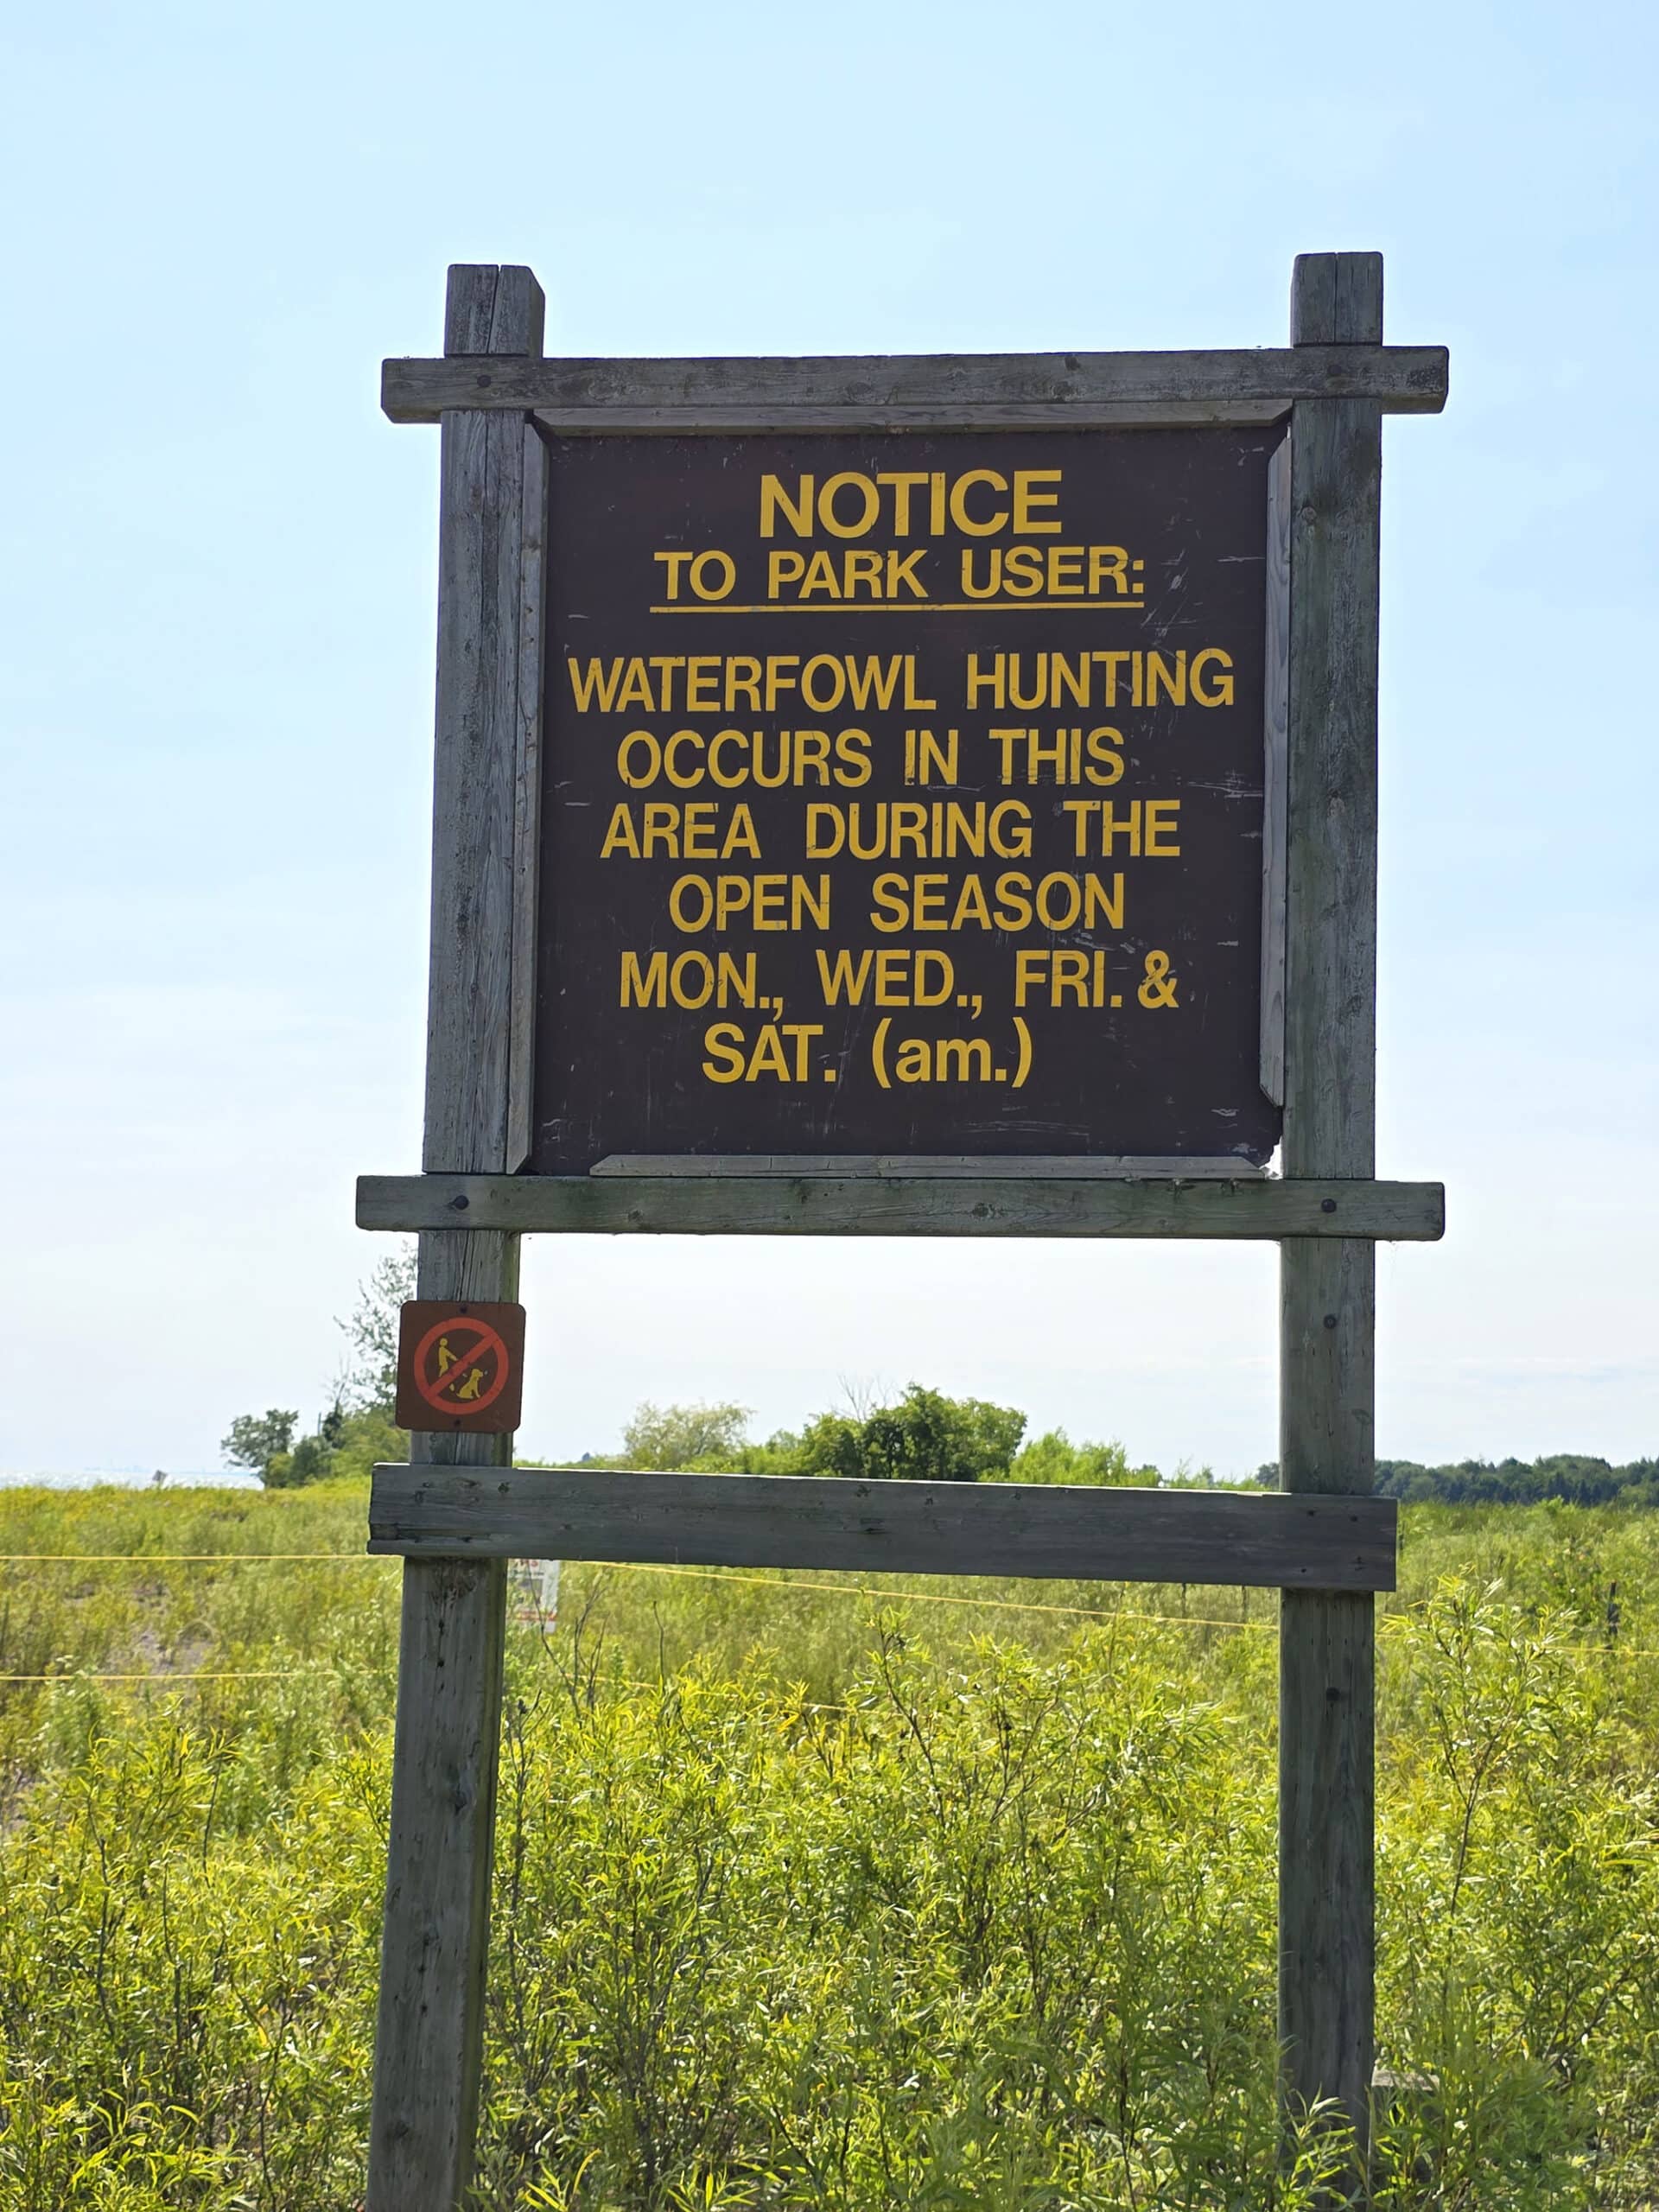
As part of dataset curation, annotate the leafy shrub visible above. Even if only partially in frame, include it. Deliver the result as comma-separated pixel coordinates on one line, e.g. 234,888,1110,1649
1,1488,1658,2206
622,1402,755,1471
745,1385,1027,1484
1007,1429,1155,1486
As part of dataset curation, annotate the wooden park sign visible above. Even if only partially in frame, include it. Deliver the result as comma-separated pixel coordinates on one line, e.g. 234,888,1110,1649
359,255,1448,2209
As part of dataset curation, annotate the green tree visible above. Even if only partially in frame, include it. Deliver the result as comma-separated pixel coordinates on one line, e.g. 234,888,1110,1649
219,1254,417,1492
622,1400,753,1470
1009,1428,1156,1486
774,1384,1026,1484
264,1433,334,1489
219,1409,298,1477
336,1247,416,1414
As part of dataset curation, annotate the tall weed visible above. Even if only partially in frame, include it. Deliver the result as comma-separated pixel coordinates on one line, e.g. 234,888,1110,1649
0,1487,1655,2206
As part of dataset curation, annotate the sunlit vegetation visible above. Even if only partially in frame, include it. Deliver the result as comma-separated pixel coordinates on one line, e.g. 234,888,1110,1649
0,1478,1655,2207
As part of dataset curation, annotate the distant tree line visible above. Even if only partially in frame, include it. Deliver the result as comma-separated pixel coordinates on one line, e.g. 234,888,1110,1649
224,1257,1650,1503
1253,1453,1659,1508
218,1256,1166,1494
596,1388,1176,1489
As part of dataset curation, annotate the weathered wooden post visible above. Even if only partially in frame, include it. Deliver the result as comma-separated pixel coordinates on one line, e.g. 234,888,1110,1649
1277,249,1385,2158
366,264,545,2212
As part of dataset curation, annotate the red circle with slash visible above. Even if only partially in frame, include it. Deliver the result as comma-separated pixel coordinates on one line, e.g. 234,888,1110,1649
410,1314,512,1415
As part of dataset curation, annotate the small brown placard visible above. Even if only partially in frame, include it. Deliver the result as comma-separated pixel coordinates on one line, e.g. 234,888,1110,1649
394,1300,526,1434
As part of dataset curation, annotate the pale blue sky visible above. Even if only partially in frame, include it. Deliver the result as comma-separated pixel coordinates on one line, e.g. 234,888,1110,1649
3,0,1655,1478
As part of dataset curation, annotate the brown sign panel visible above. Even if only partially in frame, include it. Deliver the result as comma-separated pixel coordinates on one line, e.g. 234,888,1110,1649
394,1300,526,1435
531,429,1281,1170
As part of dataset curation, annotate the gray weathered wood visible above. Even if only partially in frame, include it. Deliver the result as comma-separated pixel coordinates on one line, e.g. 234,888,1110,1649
442,263,545,358
368,1465,1398,1593
373,1226,512,2211
506,422,548,1173
1259,431,1291,1106
591,1154,1268,1179
381,343,1449,429
356,1172,1444,1241
1277,250,1385,2164
368,263,543,2212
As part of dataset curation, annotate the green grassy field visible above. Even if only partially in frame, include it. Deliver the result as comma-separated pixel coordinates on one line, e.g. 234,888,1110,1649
0,1481,1655,2209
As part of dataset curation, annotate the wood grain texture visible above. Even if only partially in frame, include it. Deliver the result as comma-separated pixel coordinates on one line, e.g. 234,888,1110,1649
506,421,548,1173
589,1154,1268,1179
1281,280,1382,1182
423,409,523,1172
1277,249,1387,2161
368,1465,1398,1592
442,262,546,357
367,264,542,2212
1259,430,1291,1106
356,1173,1445,1241
382,344,1449,428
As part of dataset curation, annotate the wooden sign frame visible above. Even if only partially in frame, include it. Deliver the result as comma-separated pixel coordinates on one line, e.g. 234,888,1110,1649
359,256,1446,2209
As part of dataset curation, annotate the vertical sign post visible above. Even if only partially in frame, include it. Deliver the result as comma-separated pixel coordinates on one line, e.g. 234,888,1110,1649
363,263,1447,2208
1279,251,1383,2156
366,265,544,2212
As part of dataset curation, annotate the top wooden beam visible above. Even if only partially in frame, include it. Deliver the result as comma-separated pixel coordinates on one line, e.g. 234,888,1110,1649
380,344,1449,430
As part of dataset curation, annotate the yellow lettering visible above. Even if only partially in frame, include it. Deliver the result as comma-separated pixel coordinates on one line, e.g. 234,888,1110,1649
689,550,735,602
1088,546,1130,595
799,550,841,599
816,948,874,1003
887,547,928,597
1001,544,1045,597
621,951,666,1007
1047,544,1084,595
600,804,641,859
679,801,717,860
702,1021,747,1081
1144,798,1181,856
616,658,655,711
937,1037,992,1083
1085,727,1123,786
870,873,909,933
960,547,1001,598
567,657,622,711
817,472,880,539
966,652,1004,709
760,474,813,538
1013,468,1063,534
652,551,692,601
949,469,1008,535
1191,647,1235,707
875,471,930,533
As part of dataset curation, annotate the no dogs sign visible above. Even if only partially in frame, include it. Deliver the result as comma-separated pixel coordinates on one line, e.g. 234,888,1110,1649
393,1300,526,1434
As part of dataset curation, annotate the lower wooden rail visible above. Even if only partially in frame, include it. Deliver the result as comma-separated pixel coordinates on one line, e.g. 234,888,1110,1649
368,1466,1397,1592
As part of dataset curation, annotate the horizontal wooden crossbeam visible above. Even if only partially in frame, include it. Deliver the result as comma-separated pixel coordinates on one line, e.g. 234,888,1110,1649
356,1173,1444,1241
590,1153,1268,1179
368,1466,1397,1592
380,344,1449,429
